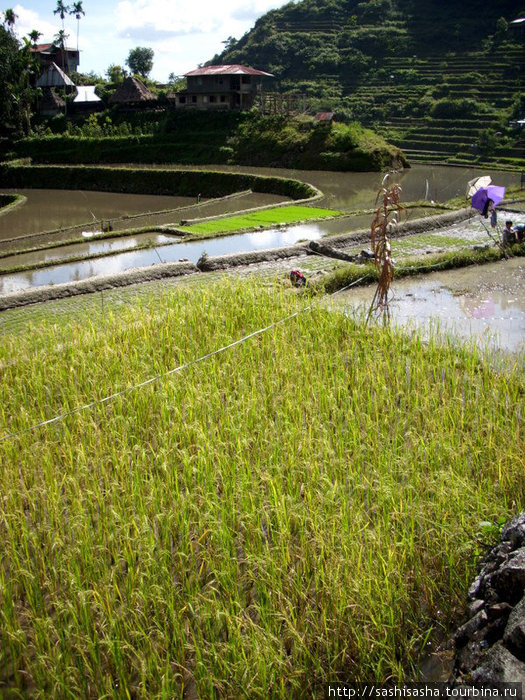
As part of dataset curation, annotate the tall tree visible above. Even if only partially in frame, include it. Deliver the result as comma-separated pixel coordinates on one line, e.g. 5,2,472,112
126,46,154,78
54,28,69,73
53,1,69,31
3,8,17,32
28,29,42,48
69,1,84,52
0,26,39,136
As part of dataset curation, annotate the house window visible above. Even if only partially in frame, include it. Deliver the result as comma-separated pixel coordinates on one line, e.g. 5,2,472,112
203,96,208,103
179,95,186,104
197,77,203,85
209,95,216,103
220,96,226,103
192,96,197,103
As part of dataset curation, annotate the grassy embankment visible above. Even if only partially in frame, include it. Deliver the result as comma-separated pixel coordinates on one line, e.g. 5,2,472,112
1,277,524,697
0,193,26,215
6,112,407,172
313,243,525,294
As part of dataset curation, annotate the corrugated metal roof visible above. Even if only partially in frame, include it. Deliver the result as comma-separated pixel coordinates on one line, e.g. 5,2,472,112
184,64,273,77
32,43,77,54
73,85,101,103
36,62,75,87
315,112,334,122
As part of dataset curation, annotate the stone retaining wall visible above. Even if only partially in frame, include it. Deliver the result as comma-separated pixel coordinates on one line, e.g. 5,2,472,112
449,513,525,688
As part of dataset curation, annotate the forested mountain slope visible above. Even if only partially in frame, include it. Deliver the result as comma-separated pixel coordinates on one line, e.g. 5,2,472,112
210,0,525,168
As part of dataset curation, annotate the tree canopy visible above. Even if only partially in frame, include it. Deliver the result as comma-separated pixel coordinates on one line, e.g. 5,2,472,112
0,26,39,137
126,46,154,78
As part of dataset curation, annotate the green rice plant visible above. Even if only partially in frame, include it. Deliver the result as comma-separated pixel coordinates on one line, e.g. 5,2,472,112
181,205,341,236
0,278,523,697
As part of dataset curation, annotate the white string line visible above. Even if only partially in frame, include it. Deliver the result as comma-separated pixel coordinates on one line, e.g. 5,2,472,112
4,237,498,445
0,275,368,443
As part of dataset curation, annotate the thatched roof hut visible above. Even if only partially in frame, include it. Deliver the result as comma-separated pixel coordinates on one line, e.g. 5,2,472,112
39,88,66,116
109,77,157,105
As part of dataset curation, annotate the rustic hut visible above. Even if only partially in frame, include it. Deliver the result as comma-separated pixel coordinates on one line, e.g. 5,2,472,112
38,88,66,116
36,61,75,89
72,85,104,113
108,77,157,109
314,112,334,124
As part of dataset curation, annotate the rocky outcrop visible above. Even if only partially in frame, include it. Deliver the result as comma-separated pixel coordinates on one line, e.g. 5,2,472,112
449,514,525,689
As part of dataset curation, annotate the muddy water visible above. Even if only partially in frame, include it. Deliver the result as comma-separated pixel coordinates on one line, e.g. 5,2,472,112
0,189,199,241
1,165,520,241
332,257,525,353
136,164,521,210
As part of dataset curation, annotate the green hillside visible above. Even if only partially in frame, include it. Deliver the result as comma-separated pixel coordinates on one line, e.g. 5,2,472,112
211,0,525,168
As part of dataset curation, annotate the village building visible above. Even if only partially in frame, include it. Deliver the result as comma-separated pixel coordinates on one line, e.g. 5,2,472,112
73,85,103,113
171,65,274,111
109,76,158,110
36,62,75,89
31,43,79,75
38,89,66,117
35,63,75,116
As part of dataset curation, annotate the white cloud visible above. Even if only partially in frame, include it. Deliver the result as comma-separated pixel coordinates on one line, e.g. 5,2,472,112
115,0,281,46
9,0,287,81
11,4,59,43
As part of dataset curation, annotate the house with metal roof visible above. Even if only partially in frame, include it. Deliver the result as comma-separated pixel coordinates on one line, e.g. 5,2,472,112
36,62,75,89
73,85,104,113
171,65,274,111
31,43,79,75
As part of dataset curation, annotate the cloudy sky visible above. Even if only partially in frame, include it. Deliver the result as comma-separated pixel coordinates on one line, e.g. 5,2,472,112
3,0,287,81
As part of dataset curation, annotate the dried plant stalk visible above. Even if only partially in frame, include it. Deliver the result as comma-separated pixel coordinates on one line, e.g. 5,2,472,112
366,173,402,323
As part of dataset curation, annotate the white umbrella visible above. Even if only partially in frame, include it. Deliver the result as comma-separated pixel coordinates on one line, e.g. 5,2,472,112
467,175,492,198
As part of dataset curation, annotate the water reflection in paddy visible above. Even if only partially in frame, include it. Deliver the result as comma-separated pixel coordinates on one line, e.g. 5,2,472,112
2,165,520,242
0,225,324,294
331,257,525,353
0,233,177,271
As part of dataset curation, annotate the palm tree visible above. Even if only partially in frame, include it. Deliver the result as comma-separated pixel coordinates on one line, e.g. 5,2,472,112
3,8,17,32
69,1,84,53
28,29,42,48
53,1,69,31
53,28,70,115
54,28,69,73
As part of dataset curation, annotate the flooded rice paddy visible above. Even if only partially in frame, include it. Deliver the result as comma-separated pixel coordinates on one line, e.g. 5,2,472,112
0,163,523,353
332,257,525,354
0,205,462,294
0,224,326,294
0,189,197,240
0,233,178,271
